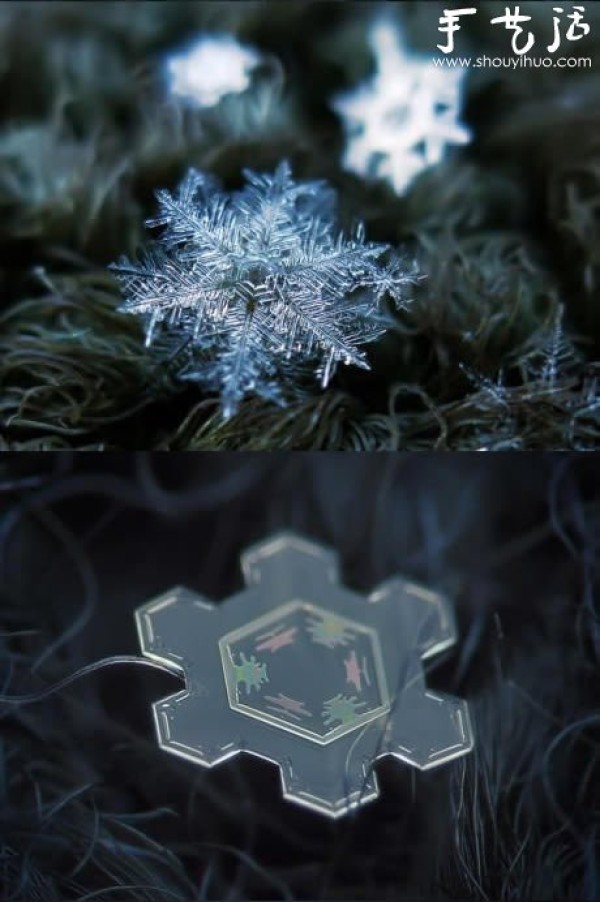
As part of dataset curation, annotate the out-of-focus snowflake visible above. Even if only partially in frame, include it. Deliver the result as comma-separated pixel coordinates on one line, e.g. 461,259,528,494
332,17,471,194
166,33,261,107
110,162,416,417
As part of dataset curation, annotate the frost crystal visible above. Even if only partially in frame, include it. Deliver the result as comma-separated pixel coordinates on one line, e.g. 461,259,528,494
332,18,471,194
110,161,415,417
166,34,261,108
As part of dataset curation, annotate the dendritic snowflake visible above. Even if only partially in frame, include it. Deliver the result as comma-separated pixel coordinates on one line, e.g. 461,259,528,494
110,161,415,417
332,17,471,195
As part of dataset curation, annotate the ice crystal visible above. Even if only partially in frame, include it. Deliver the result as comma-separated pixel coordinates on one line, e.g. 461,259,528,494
523,304,579,390
459,304,595,450
110,161,415,417
332,17,471,195
166,33,261,108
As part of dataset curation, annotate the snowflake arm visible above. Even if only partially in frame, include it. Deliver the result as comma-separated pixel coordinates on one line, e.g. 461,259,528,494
146,170,238,260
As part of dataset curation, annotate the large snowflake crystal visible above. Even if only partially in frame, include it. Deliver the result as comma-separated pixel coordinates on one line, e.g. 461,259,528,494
110,161,414,417
135,533,474,817
332,18,471,195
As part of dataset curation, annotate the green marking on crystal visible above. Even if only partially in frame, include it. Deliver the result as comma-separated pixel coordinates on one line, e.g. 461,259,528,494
232,652,269,694
306,612,355,648
322,693,366,727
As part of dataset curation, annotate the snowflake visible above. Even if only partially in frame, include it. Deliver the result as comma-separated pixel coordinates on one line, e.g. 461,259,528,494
332,17,471,195
524,304,580,391
165,33,261,108
110,161,415,417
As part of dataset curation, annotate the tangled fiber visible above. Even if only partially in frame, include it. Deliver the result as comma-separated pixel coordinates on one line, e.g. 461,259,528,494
1,1,600,448
0,452,598,899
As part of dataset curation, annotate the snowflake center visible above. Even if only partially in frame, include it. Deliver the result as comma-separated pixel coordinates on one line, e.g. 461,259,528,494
235,259,273,289
219,600,391,745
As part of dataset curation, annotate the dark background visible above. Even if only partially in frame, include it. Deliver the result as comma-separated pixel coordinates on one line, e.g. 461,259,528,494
0,452,598,899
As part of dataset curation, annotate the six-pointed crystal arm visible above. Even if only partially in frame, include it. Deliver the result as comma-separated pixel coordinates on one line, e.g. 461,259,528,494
368,576,459,660
135,587,248,766
240,532,340,595
367,576,474,769
276,727,383,817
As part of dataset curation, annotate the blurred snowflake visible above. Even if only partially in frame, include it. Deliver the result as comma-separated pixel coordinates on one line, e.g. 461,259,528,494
166,33,261,108
110,162,416,417
332,17,471,195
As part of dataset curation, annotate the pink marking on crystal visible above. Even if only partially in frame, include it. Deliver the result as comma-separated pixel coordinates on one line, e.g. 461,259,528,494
344,649,363,692
255,626,298,653
264,692,311,718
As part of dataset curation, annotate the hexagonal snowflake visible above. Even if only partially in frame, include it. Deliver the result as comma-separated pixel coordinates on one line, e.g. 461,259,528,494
136,533,474,817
